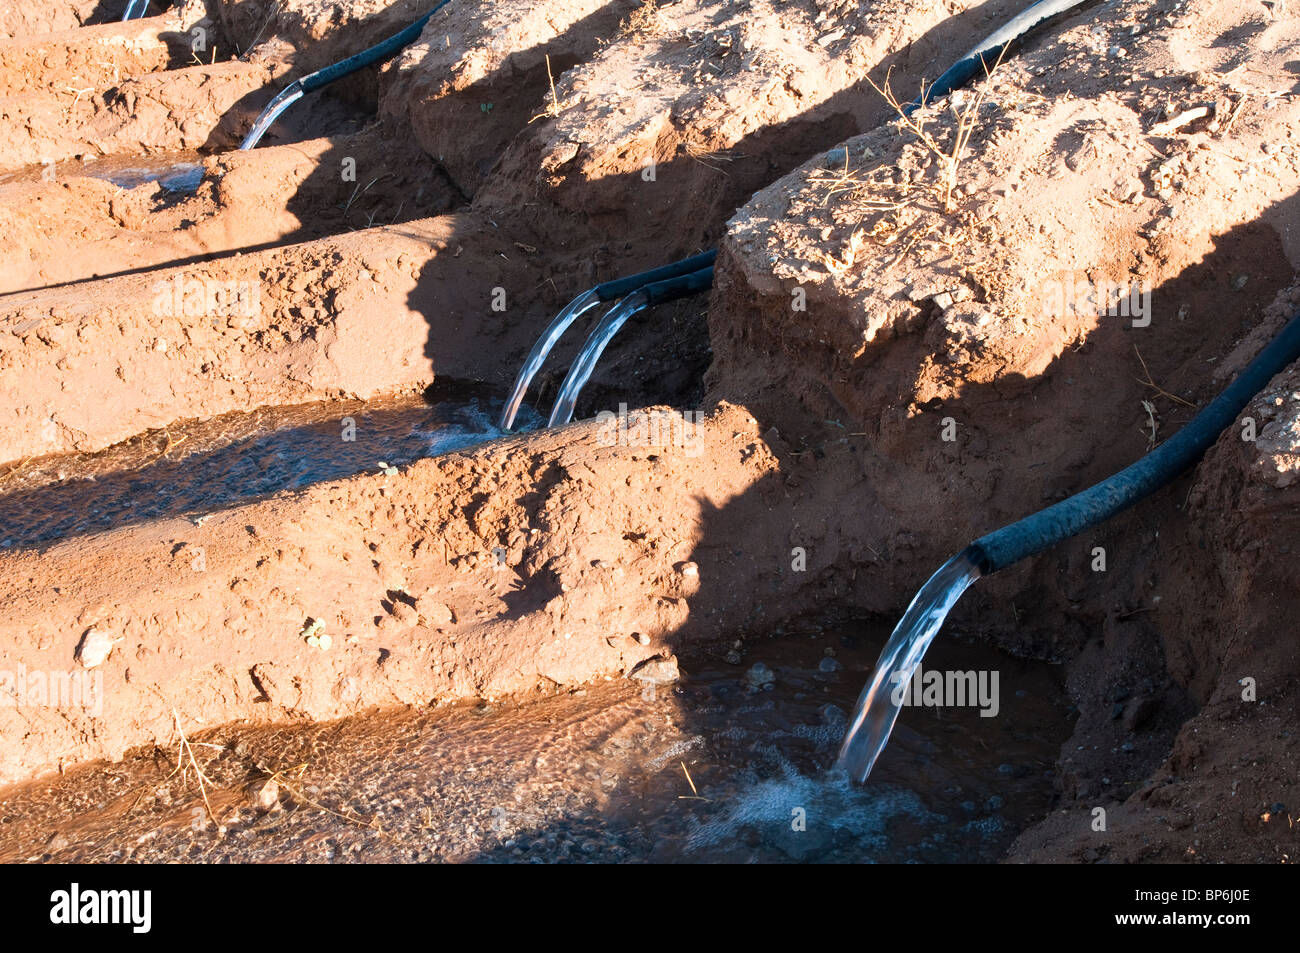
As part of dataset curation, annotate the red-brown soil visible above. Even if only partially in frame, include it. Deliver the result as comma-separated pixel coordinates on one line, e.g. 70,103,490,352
0,0,1296,864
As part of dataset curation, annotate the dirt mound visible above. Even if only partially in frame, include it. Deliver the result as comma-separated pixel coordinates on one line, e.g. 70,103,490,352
0,57,274,173
0,402,775,784
0,126,450,294
470,0,1024,254
0,211,530,460
706,0,1299,860
0,0,1296,864
0,1,116,39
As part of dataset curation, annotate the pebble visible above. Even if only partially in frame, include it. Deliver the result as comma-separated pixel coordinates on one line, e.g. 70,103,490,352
818,703,846,725
817,656,843,673
629,655,680,685
249,779,279,812
418,598,455,626
75,628,117,668
744,662,776,692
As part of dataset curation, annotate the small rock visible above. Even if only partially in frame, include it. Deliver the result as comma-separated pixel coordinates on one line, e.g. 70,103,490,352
744,662,776,692
629,655,680,685
676,561,700,578
418,599,455,626
45,832,70,852
301,619,326,646
632,632,651,646
75,628,117,668
986,795,1005,811
725,650,742,665
819,703,846,725
249,779,279,812
817,656,843,673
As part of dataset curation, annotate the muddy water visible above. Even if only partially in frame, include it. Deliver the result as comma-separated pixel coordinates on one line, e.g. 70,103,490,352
0,150,205,193
0,387,542,549
86,156,204,194
0,627,1070,863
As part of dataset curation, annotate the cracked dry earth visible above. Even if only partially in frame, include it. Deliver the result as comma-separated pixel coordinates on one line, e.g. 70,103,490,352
0,0,1297,863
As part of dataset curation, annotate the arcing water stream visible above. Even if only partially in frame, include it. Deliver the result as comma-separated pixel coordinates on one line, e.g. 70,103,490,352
835,550,984,781
547,291,652,427
499,288,602,430
238,83,305,151
837,310,1300,783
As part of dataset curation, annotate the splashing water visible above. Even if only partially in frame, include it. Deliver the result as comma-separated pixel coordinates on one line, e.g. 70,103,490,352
499,289,603,430
121,0,146,20
835,548,984,782
240,83,305,151
686,762,938,860
547,290,650,427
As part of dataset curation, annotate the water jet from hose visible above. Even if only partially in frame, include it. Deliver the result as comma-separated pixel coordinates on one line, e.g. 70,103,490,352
500,251,717,430
240,0,453,150
836,309,1300,782
545,266,715,428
